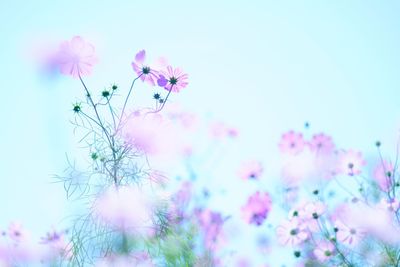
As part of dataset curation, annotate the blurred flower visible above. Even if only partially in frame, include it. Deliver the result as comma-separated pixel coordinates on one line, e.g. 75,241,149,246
195,209,225,250
299,201,326,231
93,186,154,234
121,111,185,159
281,148,336,185
334,220,365,247
159,66,189,92
336,150,366,176
237,160,263,180
241,192,272,226
334,202,400,244
373,160,394,191
56,36,97,78
308,133,335,155
279,131,305,155
7,222,28,243
40,229,72,261
131,50,159,86
301,201,326,220
313,241,335,262
276,217,308,246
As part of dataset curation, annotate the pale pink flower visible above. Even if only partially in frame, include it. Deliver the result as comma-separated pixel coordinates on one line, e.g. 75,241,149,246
279,131,305,155
276,218,308,246
302,201,326,220
56,36,97,78
159,66,188,92
40,229,72,261
299,201,326,232
131,50,159,86
337,150,366,176
241,192,272,226
334,202,400,244
93,186,154,234
334,220,365,247
373,161,395,191
308,133,335,155
313,241,335,262
195,209,225,250
237,161,263,180
7,222,28,242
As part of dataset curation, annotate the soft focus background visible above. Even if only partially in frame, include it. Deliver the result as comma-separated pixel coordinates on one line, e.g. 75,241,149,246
1,1,400,265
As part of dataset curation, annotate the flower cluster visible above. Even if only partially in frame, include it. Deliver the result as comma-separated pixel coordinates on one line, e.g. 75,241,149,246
275,129,400,266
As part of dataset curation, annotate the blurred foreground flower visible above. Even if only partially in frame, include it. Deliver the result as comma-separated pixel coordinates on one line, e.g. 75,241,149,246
55,36,97,78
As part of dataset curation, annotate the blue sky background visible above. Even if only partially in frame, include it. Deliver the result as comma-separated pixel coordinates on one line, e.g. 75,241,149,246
1,1,400,265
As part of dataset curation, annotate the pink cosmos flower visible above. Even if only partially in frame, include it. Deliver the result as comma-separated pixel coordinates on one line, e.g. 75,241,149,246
7,222,28,242
237,160,263,180
337,150,366,176
56,36,97,78
333,202,400,244
308,133,335,155
195,209,225,250
40,229,72,261
334,220,365,247
302,201,326,220
313,241,335,262
300,201,327,232
241,192,272,226
159,66,188,92
279,131,305,155
373,161,394,191
131,50,159,86
276,217,308,246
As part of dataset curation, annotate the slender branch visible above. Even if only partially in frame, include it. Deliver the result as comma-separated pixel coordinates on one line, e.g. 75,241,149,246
78,74,112,146
117,74,142,131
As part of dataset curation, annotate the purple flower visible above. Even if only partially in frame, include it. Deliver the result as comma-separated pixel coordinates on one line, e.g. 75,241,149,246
195,209,225,250
159,66,188,92
131,50,159,86
279,131,306,155
56,36,97,78
241,192,272,226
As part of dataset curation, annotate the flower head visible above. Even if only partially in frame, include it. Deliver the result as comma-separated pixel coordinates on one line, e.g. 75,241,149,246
56,36,97,78
237,160,263,180
131,50,159,86
308,133,335,155
8,222,28,242
313,241,335,262
373,160,394,191
241,192,272,226
159,66,188,92
279,131,305,155
334,220,365,247
337,150,366,176
276,217,308,246
195,209,225,250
